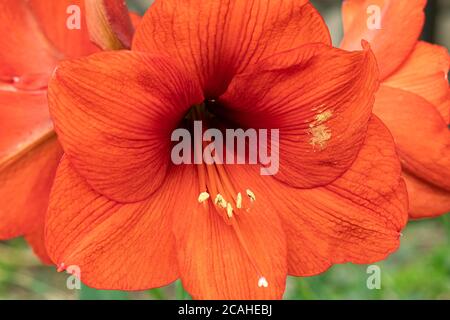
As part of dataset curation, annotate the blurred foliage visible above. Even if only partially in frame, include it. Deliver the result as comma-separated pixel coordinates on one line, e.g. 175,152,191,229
1,215,449,299
126,0,153,12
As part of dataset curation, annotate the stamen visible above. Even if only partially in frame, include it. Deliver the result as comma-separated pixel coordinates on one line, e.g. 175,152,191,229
214,194,227,209
198,192,210,203
246,189,256,202
188,105,265,286
236,193,242,209
226,203,234,218
258,276,269,288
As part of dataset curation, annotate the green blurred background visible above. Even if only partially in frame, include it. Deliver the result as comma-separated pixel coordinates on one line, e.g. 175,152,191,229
1,215,449,299
0,0,449,300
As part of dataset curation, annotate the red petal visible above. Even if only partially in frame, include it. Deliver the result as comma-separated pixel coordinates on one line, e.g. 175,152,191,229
25,226,53,265
173,165,287,299
48,51,203,202
29,0,99,58
341,0,426,80
0,90,52,162
374,85,450,191
45,157,181,290
0,90,62,263
0,0,60,78
220,42,379,189
275,116,408,275
403,171,450,219
437,99,450,125
85,0,135,50
384,41,450,123
129,12,142,29
133,0,330,97
0,136,62,239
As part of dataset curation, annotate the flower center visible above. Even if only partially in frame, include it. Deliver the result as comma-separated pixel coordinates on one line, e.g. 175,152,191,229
185,102,269,289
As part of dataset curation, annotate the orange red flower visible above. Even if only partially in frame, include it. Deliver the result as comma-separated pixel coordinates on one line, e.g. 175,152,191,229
341,0,450,218
0,0,137,262
46,0,407,299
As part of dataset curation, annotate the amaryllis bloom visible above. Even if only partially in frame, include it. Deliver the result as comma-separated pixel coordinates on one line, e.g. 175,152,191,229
0,0,137,262
341,0,450,219
46,0,408,299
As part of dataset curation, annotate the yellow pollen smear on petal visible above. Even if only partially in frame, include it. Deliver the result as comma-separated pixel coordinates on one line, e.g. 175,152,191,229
226,203,234,218
315,110,333,123
258,276,269,288
236,192,242,209
309,124,331,150
246,189,256,202
198,192,210,203
214,194,227,209
309,110,333,150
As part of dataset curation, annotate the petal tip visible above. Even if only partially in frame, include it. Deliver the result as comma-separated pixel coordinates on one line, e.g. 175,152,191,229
361,39,370,51
56,262,66,273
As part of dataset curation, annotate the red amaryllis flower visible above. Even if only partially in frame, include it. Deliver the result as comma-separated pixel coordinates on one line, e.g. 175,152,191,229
46,0,408,299
341,0,450,219
0,0,136,262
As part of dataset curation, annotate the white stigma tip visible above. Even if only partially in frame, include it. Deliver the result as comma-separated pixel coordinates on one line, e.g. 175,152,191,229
236,193,242,209
198,192,210,203
226,203,234,218
246,189,256,202
258,277,269,288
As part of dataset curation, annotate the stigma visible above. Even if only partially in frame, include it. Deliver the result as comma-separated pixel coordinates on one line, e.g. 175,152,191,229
258,277,269,288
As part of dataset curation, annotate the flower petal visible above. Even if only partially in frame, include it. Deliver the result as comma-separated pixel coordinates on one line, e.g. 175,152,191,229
0,0,60,78
403,171,450,219
45,158,181,290
133,0,330,97
25,225,53,265
438,99,450,125
85,0,135,50
28,0,99,58
384,41,450,124
48,51,203,202
341,0,426,80
173,165,287,299
129,12,142,29
220,42,379,189
0,90,53,162
374,85,450,191
0,136,62,239
0,90,61,263
275,116,408,275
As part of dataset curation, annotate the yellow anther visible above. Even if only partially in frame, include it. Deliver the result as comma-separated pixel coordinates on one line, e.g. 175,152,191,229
226,203,234,218
246,189,256,202
214,194,227,209
236,193,242,209
198,192,210,203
